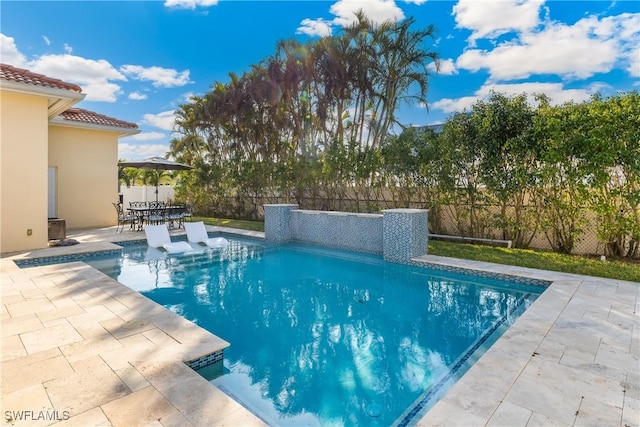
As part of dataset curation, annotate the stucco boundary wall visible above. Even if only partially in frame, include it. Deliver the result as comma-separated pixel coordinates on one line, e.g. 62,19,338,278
264,204,428,264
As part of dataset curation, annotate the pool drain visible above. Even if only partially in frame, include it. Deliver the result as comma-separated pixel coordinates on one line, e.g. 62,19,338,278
366,401,382,418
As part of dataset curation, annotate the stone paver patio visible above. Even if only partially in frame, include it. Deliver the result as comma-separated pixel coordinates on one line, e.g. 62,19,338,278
412,255,639,427
1,226,638,426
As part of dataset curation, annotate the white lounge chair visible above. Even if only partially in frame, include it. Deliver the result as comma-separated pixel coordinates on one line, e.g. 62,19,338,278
144,224,193,254
184,221,229,248
144,246,167,261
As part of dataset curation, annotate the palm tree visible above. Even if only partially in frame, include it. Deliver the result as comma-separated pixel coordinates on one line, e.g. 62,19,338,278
118,161,142,187
370,15,439,148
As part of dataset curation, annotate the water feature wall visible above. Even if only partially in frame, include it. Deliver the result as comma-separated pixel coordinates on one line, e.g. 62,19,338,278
264,204,428,264
292,210,384,255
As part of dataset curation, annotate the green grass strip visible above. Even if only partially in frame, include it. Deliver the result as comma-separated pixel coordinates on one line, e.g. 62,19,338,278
193,216,639,282
428,240,639,282
192,216,265,232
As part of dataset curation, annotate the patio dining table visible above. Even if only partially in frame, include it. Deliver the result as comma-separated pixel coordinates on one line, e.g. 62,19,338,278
128,205,187,230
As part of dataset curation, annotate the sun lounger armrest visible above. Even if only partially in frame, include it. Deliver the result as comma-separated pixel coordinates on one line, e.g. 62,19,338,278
162,241,193,254
204,237,229,248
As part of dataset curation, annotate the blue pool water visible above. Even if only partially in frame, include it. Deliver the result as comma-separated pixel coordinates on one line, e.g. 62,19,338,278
78,238,543,425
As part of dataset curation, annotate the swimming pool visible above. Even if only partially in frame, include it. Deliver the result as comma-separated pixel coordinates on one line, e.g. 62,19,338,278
27,237,545,425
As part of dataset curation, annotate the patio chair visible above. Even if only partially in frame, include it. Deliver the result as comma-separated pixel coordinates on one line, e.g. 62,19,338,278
167,205,186,229
144,224,193,254
146,201,167,225
183,202,193,221
112,202,136,233
146,207,166,225
129,201,149,228
184,221,229,248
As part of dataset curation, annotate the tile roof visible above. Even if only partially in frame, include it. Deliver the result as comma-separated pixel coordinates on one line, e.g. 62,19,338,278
1,63,83,93
58,108,138,130
1,64,137,132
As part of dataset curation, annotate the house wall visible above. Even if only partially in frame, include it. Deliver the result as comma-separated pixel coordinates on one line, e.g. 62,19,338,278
49,126,119,228
0,91,49,252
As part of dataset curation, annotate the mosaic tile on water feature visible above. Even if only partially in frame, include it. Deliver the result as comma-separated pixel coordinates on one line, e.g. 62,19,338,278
290,210,383,254
264,204,298,242
265,205,431,263
382,209,428,264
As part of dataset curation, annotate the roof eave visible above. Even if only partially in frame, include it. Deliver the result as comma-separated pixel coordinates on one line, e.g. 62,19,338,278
1,79,85,119
48,98,82,120
49,118,140,137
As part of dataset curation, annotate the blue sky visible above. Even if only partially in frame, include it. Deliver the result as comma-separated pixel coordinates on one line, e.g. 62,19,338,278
2,0,638,160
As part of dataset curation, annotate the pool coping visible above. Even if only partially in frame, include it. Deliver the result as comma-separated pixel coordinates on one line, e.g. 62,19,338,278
1,226,638,426
411,254,639,426
1,226,266,426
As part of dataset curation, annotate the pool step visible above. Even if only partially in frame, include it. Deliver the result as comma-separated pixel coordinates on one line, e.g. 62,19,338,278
89,242,272,279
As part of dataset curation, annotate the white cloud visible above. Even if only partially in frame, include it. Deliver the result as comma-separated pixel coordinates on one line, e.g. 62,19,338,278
456,12,639,81
629,54,640,78
403,0,428,4
428,58,457,75
164,0,218,9
616,13,640,77
181,91,197,103
431,95,478,114
142,111,176,131
297,18,333,37
432,81,604,113
1,34,123,101
2,33,194,103
63,43,72,54
42,35,51,46
128,91,148,100
121,65,191,88
297,0,405,37
453,0,544,43
118,142,170,160
28,54,126,102
454,4,640,81
476,81,602,104
0,33,28,67
330,0,404,27
129,131,166,141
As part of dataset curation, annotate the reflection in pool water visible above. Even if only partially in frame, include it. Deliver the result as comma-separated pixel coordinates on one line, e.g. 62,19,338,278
88,239,542,425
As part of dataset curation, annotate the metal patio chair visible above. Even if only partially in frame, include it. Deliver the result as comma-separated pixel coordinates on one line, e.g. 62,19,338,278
147,201,167,225
167,205,186,229
112,202,136,232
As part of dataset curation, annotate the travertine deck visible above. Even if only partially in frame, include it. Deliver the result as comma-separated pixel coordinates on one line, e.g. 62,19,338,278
2,226,265,426
413,255,639,426
1,226,638,426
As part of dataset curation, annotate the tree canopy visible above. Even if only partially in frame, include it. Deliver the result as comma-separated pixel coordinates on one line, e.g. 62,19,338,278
165,12,639,258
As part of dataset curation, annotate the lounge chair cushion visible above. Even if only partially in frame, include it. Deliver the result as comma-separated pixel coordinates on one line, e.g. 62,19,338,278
144,224,193,253
184,221,229,248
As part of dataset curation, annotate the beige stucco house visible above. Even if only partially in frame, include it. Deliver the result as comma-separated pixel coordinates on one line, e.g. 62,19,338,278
0,64,139,253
